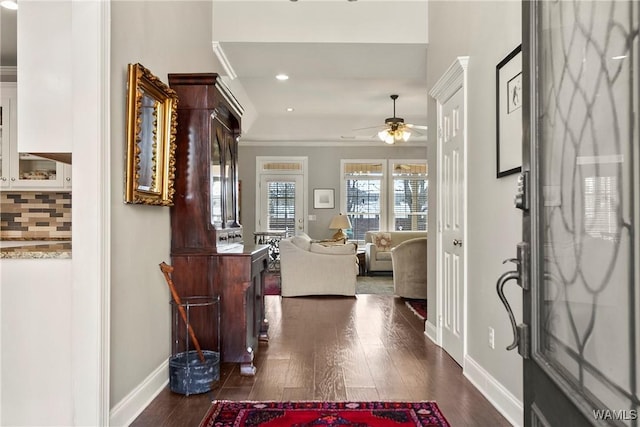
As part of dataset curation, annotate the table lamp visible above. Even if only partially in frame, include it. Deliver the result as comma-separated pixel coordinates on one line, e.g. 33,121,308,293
329,214,352,241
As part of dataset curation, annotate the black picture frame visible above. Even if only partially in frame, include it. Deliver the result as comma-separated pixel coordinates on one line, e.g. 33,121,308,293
496,45,523,178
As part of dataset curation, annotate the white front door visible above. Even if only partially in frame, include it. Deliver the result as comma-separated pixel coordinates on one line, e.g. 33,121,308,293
430,58,468,367
258,174,305,235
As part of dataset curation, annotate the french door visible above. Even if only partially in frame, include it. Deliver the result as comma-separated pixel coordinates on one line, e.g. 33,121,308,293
505,1,640,425
258,174,305,236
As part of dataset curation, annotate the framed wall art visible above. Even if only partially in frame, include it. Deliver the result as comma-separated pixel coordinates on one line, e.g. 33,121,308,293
496,45,523,178
313,188,335,209
125,63,178,205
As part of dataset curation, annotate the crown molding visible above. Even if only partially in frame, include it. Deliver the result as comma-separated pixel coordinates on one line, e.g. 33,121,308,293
212,42,237,80
239,139,428,147
429,56,469,101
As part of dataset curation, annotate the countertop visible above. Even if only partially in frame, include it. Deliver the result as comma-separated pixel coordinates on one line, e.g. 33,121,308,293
0,240,72,259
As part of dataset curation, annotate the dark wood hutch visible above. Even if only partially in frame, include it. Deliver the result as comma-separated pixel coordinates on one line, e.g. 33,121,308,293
167,73,268,375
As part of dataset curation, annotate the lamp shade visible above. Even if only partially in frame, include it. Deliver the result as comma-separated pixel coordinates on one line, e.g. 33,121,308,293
329,214,352,230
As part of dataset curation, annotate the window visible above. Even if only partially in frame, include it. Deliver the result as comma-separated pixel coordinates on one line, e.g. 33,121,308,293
341,160,428,242
391,162,428,231
266,181,297,233
342,161,385,241
584,175,619,241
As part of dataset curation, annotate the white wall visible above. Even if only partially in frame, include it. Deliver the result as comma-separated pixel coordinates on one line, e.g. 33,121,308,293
109,1,220,422
426,1,523,424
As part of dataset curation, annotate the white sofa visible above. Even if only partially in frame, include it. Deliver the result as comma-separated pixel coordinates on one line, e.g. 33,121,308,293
364,230,428,274
279,233,358,297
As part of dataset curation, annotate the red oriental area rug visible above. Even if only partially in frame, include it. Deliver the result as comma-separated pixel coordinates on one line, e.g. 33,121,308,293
199,400,450,427
405,299,427,321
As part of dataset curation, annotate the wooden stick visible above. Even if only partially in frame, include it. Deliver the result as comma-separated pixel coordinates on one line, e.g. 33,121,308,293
159,262,206,363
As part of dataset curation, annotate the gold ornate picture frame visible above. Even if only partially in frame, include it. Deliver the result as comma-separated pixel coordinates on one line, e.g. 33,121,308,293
125,63,178,205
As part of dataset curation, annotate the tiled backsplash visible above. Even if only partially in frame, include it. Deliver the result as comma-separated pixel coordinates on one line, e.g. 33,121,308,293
0,192,72,240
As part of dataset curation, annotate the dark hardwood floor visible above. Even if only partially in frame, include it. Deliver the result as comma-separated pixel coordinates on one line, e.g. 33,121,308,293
131,295,512,427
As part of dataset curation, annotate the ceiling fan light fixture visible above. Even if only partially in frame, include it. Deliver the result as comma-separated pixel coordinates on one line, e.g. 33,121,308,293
0,0,18,9
378,130,395,145
402,130,411,141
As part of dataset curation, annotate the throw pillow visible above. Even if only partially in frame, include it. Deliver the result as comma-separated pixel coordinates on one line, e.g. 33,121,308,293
374,232,392,251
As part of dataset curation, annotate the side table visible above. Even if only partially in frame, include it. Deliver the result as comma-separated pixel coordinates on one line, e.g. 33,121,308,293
356,249,366,276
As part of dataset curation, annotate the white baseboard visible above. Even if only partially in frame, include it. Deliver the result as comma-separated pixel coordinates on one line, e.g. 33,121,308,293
109,359,169,427
424,320,439,345
463,355,523,427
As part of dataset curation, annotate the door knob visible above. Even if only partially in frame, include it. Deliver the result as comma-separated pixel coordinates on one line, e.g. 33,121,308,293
453,239,462,247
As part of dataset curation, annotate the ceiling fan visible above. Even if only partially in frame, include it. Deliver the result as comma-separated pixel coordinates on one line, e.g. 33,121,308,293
356,94,428,144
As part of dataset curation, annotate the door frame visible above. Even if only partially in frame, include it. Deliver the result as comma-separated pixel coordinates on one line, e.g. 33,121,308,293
428,57,469,359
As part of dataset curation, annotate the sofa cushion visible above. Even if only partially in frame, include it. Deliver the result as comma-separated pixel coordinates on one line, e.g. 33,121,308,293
376,251,392,261
291,233,312,251
373,232,392,251
310,242,357,255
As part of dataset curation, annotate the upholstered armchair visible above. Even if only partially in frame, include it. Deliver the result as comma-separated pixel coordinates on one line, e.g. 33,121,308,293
364,231,428,274
390,237,428,299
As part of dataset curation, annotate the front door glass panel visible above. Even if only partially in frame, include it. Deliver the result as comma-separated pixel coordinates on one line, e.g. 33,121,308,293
536,0,638,418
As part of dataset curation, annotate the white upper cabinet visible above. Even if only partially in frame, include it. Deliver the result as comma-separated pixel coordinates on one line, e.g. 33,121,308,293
0,83,16,188
1,83,71,190
17,1,72,153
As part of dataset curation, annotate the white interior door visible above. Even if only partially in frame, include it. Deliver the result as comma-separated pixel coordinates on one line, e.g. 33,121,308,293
439,85,466,366
258,174,305,235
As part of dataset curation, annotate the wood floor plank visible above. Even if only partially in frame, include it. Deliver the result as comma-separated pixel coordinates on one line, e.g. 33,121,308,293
313,342,347,401
281,387,314,401
284,351,315,388
345,387,380,401
340,342,376,388
249,358,290,400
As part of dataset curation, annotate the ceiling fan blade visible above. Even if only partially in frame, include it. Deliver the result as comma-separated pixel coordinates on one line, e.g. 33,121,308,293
352,124,386,132
406,128,425,137
405,123,428,130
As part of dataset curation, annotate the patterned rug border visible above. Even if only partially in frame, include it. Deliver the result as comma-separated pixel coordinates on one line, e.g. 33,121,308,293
200,400,450,427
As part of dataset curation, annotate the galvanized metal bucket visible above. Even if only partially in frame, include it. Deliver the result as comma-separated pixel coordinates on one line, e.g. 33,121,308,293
169,349,220,395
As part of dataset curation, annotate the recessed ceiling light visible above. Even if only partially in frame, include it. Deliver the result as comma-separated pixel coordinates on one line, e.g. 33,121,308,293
286,107,295,112
0,1,18,10
275,74,289,81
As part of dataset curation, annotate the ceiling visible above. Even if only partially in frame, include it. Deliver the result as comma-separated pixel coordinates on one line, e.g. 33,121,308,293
211,0,429,144
1,0,429,144
219,41,428,143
